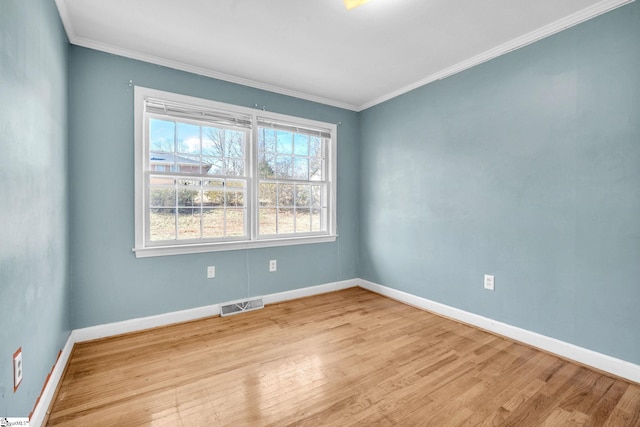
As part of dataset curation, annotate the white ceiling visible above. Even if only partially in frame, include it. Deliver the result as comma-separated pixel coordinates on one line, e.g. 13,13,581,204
55,0,631,111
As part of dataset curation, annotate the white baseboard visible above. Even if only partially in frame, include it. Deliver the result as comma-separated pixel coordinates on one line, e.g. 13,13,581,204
358,279,640,384
30,277,639,426
71,279,358,343
71,303,222,343
29,278,359,426
262,279,358,305
30,333,75,427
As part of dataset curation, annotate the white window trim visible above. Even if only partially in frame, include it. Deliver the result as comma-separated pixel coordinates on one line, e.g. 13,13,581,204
133,86,337,258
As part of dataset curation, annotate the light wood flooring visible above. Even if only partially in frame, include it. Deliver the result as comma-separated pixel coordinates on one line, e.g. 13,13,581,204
47,287,640,426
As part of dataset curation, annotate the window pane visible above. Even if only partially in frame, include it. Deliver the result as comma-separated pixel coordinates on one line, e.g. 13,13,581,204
259,208,277,235
277,208,295,234
150,176,175,186
150,187,176,208
202,208,224,238
276,131,293,154
311,208,322,232
207,158,224,175
278,184,294,207
203,179,223,207
226,190,244,207
177,177,199,186
226,180,246,208
206,190,225,206
150,152,174,171
201,156,217,175
294,134,309,156
149,119,175,153
226,130,245,158
259,183,277,207
259,128,276,153
258,154,275,178
150,208,176,241
226,158,245,177
311,185,322,207
226,208,245,237
276,155,292,179
293,157,309,180
202,127,224,157
177,155,203,175
226,179,245,189
295,208,311,233
204,178,224,188
309,158,323,181
176,123,200,154
310,136,322,157
178,188,200,208
295,185,310,207
177,208,201,239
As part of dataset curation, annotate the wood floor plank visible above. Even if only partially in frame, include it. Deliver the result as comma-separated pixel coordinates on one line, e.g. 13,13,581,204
46,288,640,426
604,385,640,426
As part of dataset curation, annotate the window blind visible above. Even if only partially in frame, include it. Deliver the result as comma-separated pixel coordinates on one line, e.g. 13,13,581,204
257,117,332,139
145,97,252,128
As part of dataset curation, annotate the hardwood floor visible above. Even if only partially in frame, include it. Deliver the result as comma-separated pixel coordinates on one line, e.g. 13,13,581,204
47,288,640,426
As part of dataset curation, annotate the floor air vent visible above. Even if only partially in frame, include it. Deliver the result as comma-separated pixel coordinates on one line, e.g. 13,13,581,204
220,297,264,317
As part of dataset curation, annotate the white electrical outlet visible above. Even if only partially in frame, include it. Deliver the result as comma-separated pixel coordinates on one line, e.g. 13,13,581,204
484,274,495,291
13,348,23,392
207,266,216,279
269,259,277,272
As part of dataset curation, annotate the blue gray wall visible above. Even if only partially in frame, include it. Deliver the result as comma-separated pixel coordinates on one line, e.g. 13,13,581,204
0,0,70,416
360,2,640,364
68,47,360,329
2,0,639,417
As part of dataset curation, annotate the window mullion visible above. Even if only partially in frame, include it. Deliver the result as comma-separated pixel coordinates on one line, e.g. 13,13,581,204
199,127,204,239
293,184,297,233
173,120,179,240
249,117,257,241
223,181,227,237
199,181,204,239
275,183,280,234
174,178,179,242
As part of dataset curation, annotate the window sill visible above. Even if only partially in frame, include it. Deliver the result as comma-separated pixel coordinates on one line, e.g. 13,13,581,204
133,234,337,258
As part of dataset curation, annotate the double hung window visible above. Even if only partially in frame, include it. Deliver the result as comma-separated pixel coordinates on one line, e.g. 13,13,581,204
134,87,336,257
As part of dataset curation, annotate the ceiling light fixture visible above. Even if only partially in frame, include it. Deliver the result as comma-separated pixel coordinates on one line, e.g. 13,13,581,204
344,0,370,10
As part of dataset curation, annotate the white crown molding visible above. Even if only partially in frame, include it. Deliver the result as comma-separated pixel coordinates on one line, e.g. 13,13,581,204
73,36,361,112
53,0,359,112
358,279,640,384
55,0,633,113
357,0,635,111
